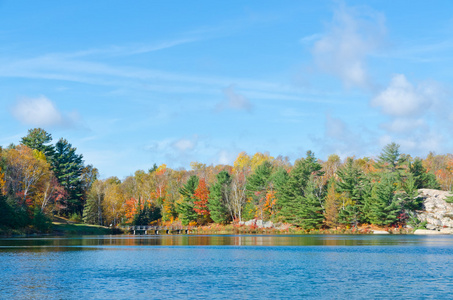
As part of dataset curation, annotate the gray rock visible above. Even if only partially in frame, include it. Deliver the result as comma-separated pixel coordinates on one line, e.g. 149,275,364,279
416,189,453,230
414,229,444,235
372,230,389,234
242,219,274,228
440,228,453,234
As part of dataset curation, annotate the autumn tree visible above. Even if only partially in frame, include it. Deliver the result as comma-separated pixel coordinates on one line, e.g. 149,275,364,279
193,178,210,223
3,145,52,207
102,177,125,226
246,161,274,221
83,179,105,225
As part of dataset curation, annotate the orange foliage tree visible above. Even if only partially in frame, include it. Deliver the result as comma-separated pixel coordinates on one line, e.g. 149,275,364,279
193,178,210,217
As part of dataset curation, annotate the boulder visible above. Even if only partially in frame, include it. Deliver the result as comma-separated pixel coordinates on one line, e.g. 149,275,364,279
240,219,274,228
414,229,444,235
417,189,453,230
372,230,389,234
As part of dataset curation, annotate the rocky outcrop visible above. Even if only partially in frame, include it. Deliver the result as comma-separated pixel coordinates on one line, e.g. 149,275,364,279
417,189,453,230
239,219,274,228
413,229,444,235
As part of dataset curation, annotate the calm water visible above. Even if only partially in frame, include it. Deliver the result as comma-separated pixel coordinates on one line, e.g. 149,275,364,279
1,235,453,299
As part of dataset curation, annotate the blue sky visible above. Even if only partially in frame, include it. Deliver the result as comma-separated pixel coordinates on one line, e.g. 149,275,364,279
1,1,453,178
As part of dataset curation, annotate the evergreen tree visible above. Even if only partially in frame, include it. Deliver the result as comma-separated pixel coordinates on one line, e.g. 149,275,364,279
132,201,162,225
297,175,325,229
208,171,231,224
400,174,424,212
409,158,440,189
278,151,324,228
177,175,199,225
336,158,369,226
21,128,55,160
53,138,85,215
364,174,401,226
375,143,406,173
0,192,15,228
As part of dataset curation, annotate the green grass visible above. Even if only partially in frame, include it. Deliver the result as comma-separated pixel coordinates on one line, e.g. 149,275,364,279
52,222,113,235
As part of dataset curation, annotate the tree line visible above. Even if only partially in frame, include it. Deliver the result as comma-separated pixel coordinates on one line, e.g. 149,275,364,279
1,128,453,232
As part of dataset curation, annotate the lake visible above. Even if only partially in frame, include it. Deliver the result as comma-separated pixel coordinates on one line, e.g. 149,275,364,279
1,235,453,299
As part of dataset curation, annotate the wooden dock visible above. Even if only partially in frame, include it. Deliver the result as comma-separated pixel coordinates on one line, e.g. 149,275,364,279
120,225,194,235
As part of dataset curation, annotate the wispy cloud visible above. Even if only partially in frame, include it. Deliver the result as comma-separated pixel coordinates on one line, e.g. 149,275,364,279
312,3,386,89
216,85,253,112
0,49,348,108
56,38,200,59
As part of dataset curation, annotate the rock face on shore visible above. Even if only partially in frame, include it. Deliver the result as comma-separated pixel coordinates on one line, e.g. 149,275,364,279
417,189,453,230
239,219,274,228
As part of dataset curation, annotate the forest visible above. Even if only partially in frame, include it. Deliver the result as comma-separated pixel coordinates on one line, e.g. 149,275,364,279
1,128,453,233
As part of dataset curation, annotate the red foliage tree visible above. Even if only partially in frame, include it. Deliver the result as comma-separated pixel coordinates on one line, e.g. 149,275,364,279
193,178,210,216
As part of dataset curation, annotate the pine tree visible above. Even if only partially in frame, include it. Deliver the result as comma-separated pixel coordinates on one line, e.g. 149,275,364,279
21,128,55,161
336,158,369,226
409,158,440,189
53,138,84,215
296,175,325,229
208,171,231,224
177,175,199,225
400,174,423,212
375,143,405,173
365,174,401,226
278,151,324,228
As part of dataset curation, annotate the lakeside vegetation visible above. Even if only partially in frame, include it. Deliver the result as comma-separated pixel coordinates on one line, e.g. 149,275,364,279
1,128,452,235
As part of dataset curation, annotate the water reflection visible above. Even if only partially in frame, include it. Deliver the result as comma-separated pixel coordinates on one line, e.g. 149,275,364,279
1,234,453,251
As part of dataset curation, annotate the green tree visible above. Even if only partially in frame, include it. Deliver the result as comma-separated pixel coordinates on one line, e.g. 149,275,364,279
21,128,55,160
336,158,369,227
53,138,85,215
400,173,424,212
177,175,199,225
278,151,324,229
208,171,231,224
375,142,406,174
409,158,440,189
364,174,401,226
132,200,162,225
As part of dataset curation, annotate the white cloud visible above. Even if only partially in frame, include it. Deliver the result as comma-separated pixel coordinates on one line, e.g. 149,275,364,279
299,33,322,45
373,74,451,156
217,85,253,112
314,114,373,159
11,96,78,127
371,74,436,117
381,118,426,133
172,137,197,152
312,3,385,88
218,150,235,165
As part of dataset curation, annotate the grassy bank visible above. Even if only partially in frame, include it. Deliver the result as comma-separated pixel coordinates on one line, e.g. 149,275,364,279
52,222,113,235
